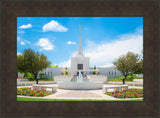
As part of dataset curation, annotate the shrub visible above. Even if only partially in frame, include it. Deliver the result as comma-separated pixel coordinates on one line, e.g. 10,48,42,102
28,78,35,81
17,87,51,97
65,71,68,75
24,72,34,79
106,89,143,98
39,73,45,78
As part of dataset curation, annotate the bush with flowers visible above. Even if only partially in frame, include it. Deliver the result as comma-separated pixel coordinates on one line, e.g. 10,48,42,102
106,88,143,98
17,87,51,97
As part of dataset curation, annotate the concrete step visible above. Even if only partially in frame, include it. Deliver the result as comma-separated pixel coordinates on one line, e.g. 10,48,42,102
71,77,77,81
71,77,89,81
83,77,89,81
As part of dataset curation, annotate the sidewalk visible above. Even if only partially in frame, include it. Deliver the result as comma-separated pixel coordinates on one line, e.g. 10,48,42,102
17,87,143,100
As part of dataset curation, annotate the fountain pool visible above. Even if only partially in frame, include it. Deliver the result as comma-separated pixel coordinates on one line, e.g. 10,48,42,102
57,81,103,90
57,71,103,90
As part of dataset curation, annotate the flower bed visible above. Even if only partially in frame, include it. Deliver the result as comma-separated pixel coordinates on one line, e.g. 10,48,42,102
17,87,51,97
106,88,143,98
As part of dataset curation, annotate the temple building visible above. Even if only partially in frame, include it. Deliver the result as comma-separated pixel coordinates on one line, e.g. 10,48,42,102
36,26,122,79
70,26,90,76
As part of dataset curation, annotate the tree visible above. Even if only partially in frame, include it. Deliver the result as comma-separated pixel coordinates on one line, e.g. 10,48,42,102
113,52,140,84
65,66,68,75
132,59,143,74
17,48,51,84
93,65,96,75
132,50,143,74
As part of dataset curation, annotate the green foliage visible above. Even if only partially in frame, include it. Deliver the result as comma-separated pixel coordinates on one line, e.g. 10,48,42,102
93,71,96,75
28,78,35,81
132,59,143,74
23,72,34,79
108,74,138,82
17,55,25,73
39,72,45,78
38,78,54,81
17,97,143,101
93,65,96,70
113,52,140,79
28,77,54,81
93,65,96,75
65,71,68,75
17,48,51,79
49,65,59,68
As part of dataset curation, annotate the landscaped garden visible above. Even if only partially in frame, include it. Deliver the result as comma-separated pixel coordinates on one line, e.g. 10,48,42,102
17,72,54,81
106,88,143,98
17,87,51,97
107,74,143,82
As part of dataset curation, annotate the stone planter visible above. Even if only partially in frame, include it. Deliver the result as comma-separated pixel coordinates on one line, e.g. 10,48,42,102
17,78,29,82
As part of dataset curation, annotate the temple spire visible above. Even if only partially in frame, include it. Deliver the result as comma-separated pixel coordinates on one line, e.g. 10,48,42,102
78,25,83,56
79,25,81,48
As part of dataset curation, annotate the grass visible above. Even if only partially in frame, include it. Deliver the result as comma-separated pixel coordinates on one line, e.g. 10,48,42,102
107,74,142,82
17,97,143,101
107,79,132,82
28,78,54,81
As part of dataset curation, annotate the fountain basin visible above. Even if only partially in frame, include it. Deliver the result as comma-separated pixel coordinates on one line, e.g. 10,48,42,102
57,81,103,90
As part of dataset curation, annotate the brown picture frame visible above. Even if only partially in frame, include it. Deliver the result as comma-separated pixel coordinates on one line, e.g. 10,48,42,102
0,0,159,117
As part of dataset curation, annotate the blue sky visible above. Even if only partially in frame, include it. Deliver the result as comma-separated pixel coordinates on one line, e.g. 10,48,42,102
17,17,143,67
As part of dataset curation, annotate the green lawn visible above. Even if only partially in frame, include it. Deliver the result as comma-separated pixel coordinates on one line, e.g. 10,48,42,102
17,97,143,101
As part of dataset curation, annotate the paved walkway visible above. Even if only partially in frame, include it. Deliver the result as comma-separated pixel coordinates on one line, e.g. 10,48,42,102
43,89,118,100
17,86,143,100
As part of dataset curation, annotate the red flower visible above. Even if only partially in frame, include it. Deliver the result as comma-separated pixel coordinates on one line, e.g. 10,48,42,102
33,93,35,95
135,93,137,96
120,95,122,96
26,95,30,96
129,94,132,96
114,94,116,96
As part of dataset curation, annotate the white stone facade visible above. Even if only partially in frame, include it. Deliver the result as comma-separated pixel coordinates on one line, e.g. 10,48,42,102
98,67,122,78
71,55,90,75
54,75,73,82
39,67,61,76
87,75,107,82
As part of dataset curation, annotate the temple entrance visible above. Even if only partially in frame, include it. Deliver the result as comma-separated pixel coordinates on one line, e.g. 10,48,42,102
77,64,83,70
77,64,83,75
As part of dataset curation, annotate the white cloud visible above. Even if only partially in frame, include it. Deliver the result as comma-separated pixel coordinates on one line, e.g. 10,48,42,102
58,52,77,67
17,52,22,55
17,37,21,41
42,20,68,32
39,49,42,51
37,38,54,50
24,40,31,44
84,29,143,67
19,24,32,29
58,27,143,68
59,59,71,68
67,41,76,45
20,41,25,45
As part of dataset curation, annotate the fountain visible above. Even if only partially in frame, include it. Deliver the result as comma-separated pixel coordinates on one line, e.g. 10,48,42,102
57,71,103,90
56,26,104,90
77,71,83,82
